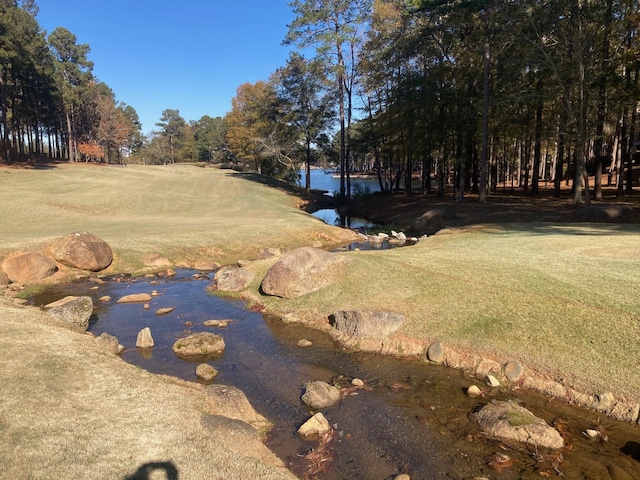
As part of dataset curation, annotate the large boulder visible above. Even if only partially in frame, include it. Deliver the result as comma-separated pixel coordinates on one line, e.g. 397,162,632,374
44,296,94,331
172,332,225,360
2,252,57,284
474,400,564,450
214,266,254,292
331,310,405,340
51,232,113,272
260,247,346,299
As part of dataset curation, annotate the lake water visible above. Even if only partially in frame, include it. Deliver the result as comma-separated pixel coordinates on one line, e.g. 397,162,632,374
298,169,381,196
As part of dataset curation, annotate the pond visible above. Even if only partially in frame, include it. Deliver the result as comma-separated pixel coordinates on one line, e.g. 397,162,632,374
31,270,640,480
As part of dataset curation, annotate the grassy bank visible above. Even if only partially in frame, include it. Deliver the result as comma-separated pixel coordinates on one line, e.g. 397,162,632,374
1,163,639,479
242,223,640,402
0,163,356,271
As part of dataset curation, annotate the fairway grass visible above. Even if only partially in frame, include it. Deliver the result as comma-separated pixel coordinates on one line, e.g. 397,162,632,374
0,164,355,270
243,223,640,402
2,163,639,408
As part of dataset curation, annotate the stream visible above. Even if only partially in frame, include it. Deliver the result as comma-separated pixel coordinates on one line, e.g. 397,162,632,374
31,270,640,480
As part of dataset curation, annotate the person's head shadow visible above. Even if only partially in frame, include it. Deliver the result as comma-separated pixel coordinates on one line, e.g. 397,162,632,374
124,461,178,480
621,441,640,462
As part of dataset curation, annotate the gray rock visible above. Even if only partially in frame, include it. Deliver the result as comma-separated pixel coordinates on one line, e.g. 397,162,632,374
504,360,524,383
204,385,270,428
331,310,404,340
136,327,154,348
427,339,444,363
45,296,93,331
193,260,220,271
172,332,225,359
195,363,219,382
51,232,113,272
95,333,120,355
301,381,341,409
201,415,281,467
474,400,564,450
143,255,171,267
2,252,57,284
214,266,254,292
261,247,346,299
597,391,615,411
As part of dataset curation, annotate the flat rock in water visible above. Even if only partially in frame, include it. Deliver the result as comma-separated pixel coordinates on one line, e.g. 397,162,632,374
172,332,225,359
261,247,346,299
45,295,93,331
331,310,405,340
474,400,564,450
117,293,152,303
298,412,331,439
203,319,230,328
155,307,175,316
195,363,218,382
301,381,341,409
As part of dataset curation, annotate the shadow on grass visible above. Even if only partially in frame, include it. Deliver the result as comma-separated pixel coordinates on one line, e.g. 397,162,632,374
124,461,178,480
224,171,336,213
494,222,640,236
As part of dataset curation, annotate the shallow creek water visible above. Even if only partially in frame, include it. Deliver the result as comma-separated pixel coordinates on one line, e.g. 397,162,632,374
31,270,640,480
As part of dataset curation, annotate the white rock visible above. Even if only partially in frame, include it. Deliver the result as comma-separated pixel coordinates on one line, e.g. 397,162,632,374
467,385,481,397
486,375,500,388
351,378,365,387
297,412,331,438
297,339,313,348
584,429,599,439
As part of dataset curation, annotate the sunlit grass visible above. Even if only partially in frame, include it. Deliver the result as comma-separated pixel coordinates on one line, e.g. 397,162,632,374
247,224,640,398
0,164,354,270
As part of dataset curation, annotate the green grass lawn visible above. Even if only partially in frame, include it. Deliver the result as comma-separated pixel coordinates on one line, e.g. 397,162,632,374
0,163,355,270
2,163,639,402
244,223,640,399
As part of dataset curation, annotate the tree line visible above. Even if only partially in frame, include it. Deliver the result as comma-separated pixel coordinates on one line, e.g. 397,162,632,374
0,0,144,164
223,0,640,204
5,0,639,205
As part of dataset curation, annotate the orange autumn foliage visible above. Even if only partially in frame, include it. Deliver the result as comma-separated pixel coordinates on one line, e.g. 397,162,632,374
78,142,104,161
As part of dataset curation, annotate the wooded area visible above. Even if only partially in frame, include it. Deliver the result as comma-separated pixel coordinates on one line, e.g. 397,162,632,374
0,1,144,164
225,0,640,204
4,0,639,205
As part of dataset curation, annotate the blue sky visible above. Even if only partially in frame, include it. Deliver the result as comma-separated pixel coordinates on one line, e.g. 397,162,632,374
35,1,297,135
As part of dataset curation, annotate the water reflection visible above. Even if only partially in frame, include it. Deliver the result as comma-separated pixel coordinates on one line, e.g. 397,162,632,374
31,272,640,480
311,208,373,230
